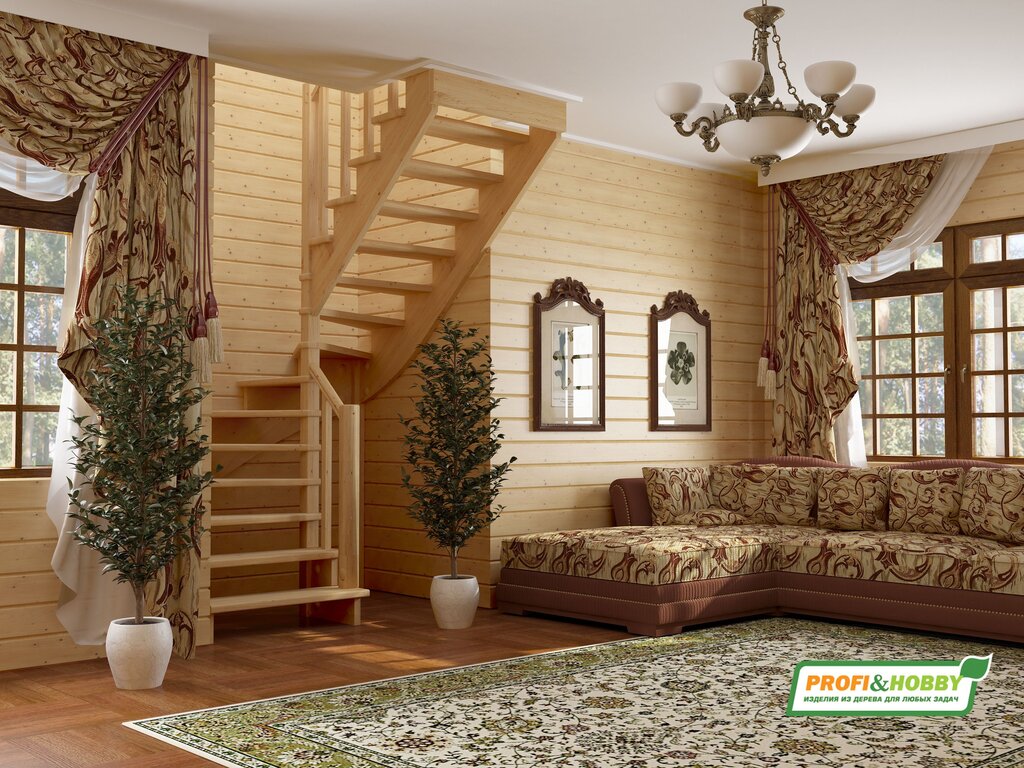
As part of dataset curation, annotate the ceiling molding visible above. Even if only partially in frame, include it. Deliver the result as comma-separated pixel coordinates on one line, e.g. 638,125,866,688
560,133,751,179
2,0,208,55
763,119,1024,185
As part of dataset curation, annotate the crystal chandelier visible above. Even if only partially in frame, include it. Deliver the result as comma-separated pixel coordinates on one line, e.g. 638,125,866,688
656,0,875,176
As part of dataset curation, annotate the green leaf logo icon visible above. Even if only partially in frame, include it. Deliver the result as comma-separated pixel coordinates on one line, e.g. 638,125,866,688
959,654,993,682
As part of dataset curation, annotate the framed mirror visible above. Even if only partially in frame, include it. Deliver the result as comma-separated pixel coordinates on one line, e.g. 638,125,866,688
532,277,605,431
649,291,711,431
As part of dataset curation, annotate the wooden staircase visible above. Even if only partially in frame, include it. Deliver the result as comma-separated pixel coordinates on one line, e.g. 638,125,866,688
206,69,565,633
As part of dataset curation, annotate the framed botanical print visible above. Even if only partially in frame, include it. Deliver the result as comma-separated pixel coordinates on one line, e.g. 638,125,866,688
649,291,711,431
533,277,605,431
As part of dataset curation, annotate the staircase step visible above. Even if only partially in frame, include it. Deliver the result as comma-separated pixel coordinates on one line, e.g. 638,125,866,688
356,241,455,261
371,109,405,125
337,276,431,295
426,116,530,149
209,548,338,569
213,410,318,418
310,234,333,247
326,194,357,209
402,159,502,188
321,309,404,330
211,586,369,614
209,512,322,527
379,200,478,225
319,342,371,361
236,376,311,388
213,478,321,488
350,152,381,167
210,443,317,452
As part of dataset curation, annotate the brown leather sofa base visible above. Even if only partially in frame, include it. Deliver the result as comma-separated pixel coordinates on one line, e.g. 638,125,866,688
496,568,1024,643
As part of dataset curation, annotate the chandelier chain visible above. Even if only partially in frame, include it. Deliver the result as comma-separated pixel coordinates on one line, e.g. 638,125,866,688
770,24,804,106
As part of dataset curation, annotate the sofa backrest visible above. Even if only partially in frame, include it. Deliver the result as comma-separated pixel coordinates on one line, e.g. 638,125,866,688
609,457,1000,528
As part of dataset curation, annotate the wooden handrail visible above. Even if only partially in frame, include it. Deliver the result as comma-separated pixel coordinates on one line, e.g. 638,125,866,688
309,363,344,414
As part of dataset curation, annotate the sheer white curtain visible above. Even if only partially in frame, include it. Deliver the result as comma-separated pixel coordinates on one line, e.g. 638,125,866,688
833,147,993,465
0,142,134,644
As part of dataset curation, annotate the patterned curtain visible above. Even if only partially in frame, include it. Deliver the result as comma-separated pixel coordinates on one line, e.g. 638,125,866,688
0,12,201,657
770,156,945,459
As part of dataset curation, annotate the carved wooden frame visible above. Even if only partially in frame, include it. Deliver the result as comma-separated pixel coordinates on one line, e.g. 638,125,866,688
649,291,712,432
532,277,606,431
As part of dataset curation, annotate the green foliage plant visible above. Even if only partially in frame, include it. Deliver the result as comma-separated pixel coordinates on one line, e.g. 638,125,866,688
68,285,212,625
401,319,514,579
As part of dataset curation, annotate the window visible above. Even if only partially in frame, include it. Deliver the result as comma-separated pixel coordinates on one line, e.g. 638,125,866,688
850,217,1024,462
0,188,75,476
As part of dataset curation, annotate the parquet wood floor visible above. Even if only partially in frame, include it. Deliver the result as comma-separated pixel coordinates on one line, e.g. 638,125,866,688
0,594,628,767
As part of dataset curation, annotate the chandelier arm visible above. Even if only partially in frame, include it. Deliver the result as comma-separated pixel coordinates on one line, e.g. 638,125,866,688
673,115,716,138
816,118,857,138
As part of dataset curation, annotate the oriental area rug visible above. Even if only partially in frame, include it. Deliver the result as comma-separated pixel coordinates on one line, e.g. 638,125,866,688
127,618,1024,768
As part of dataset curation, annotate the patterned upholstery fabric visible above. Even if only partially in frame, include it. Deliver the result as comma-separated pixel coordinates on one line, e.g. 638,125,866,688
981,548,1024,595
775,530,1003,591
642,467,711,525
501,525,826,587
960,467,1024,545
816,467,890,531
501,525,1020,594
711,464,819,527
888,468,963,535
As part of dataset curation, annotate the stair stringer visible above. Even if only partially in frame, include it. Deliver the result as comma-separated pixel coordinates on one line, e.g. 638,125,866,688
360,127,561,402
310,71,439,314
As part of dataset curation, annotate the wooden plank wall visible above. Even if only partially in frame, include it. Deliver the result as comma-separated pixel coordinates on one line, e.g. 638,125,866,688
948,141,1024,227
484,141,770,602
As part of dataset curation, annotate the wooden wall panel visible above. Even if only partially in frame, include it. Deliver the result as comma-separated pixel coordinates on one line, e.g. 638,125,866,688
480,140,770,606
948,141,1024,227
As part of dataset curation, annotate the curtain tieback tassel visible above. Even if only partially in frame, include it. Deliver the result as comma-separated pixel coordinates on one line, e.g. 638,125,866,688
190,310,212,385
204,291,223,364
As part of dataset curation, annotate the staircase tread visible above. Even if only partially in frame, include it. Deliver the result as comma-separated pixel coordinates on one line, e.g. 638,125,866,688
209,512,322,526
209,548,338,568
213,409,318,418
213,477,321,488
211,586,369,613
236,376,311,388
371,109,405,125
310,234,333,247
349,152,381,167
379,200,478,225
356,240,455,260
337,276,431,293
426,116,530,148
326,194,357,208
402,159,502,188
319,342,372,360
210,443,318,452
321,309,405,328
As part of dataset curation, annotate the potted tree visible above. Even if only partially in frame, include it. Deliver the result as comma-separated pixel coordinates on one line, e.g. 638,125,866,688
68,286,211,689
401,319,515,629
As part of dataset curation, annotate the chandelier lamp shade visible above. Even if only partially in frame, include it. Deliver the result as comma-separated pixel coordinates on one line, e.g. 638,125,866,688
655,1,875,176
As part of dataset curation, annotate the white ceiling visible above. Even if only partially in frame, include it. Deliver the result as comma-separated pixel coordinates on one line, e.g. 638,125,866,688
9,0,1024,180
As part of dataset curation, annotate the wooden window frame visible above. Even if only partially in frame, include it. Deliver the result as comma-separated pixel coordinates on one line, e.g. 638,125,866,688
0,190,75,478
851,218,1024,464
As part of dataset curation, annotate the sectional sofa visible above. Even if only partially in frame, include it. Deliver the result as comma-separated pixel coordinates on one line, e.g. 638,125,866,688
496,458,1024,642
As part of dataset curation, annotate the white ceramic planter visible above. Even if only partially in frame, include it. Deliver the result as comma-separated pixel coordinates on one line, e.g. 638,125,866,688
430,575,479,629
105,617,173,689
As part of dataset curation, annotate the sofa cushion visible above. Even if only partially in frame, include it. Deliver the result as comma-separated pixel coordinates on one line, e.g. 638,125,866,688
816,467,890,531
977,547,1024,595
959,467,1024,545
775,530,1003,591
711,464,819,527
642,466,712,525
501,525,826,587
888,468,963,535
